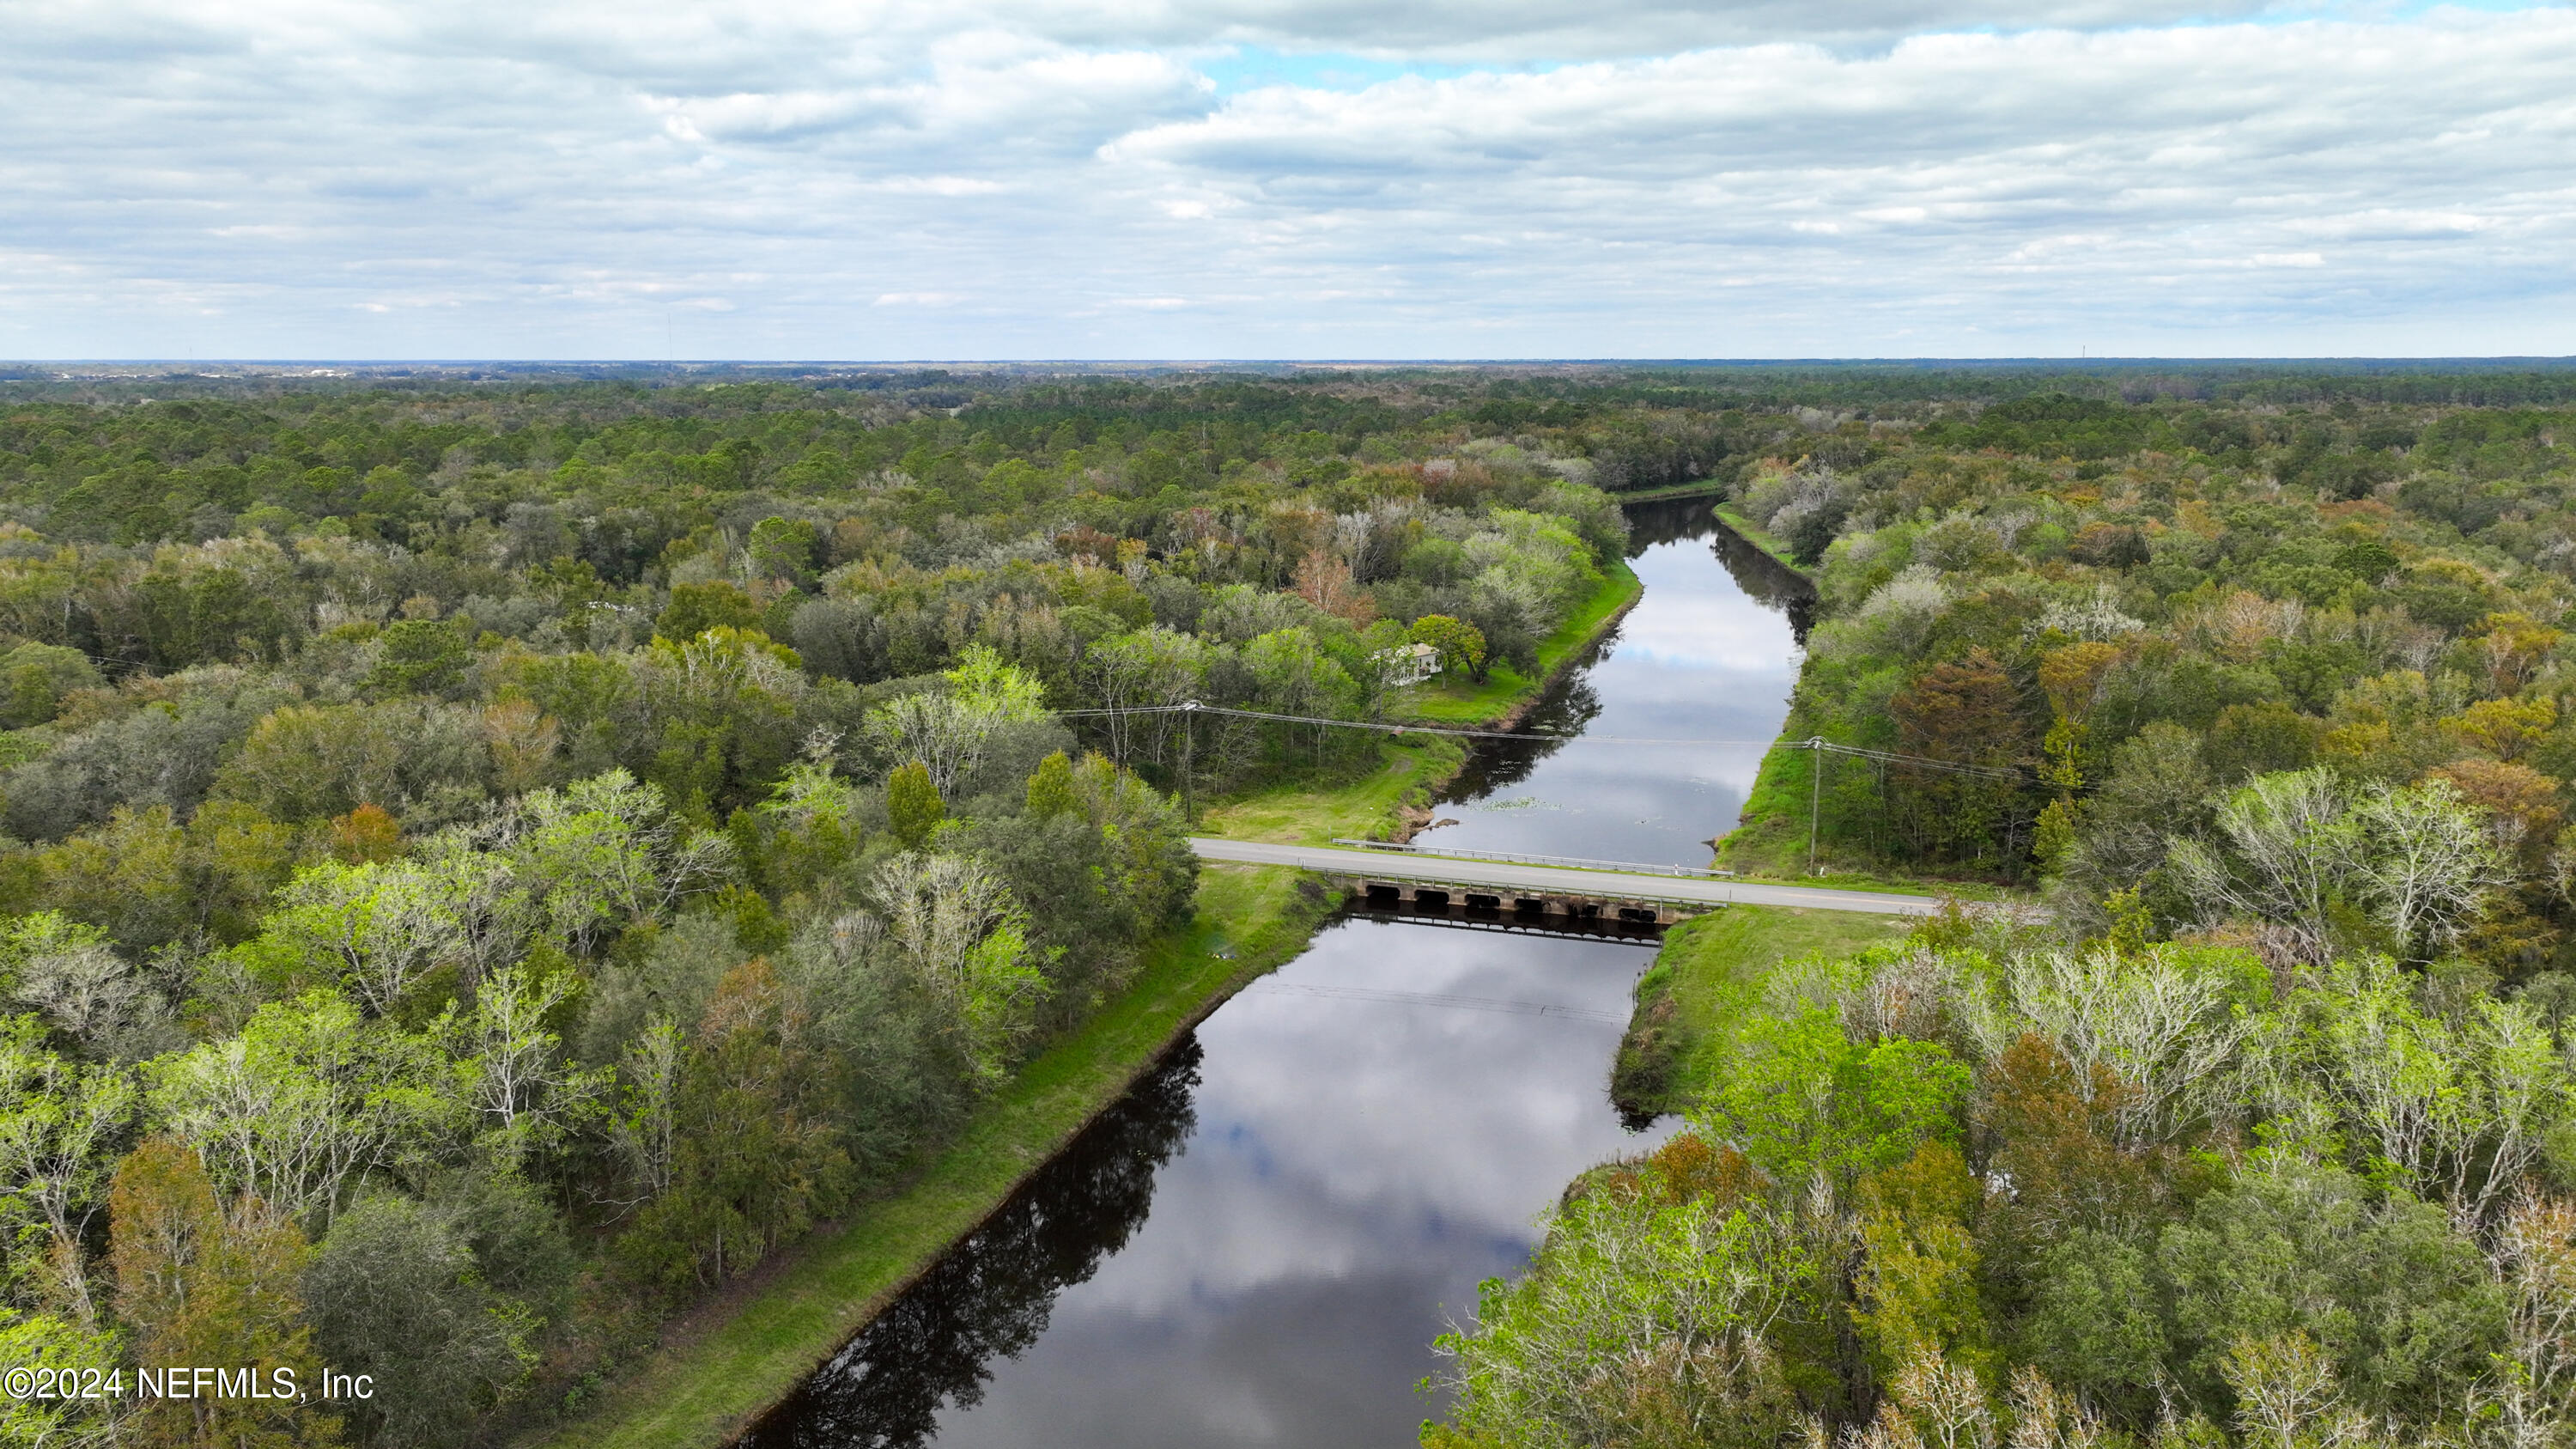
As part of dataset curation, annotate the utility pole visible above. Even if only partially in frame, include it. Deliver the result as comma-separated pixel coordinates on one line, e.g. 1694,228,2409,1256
1807,736,1825,877
1181,699,1198,821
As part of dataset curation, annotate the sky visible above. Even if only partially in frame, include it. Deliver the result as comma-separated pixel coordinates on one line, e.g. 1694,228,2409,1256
3,0,2573,360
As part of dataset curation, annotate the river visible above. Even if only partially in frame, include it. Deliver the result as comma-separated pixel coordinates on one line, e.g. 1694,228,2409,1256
740,498,1808,1449
1414,497,1811,867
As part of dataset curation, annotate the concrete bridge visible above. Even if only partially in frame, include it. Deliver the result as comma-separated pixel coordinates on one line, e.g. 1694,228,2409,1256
1187,837,1948,922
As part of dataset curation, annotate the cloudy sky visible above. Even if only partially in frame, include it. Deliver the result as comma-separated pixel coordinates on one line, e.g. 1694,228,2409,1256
3,0,2572,359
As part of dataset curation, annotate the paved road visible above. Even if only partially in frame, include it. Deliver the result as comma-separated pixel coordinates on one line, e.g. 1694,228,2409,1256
1188,837,1944,917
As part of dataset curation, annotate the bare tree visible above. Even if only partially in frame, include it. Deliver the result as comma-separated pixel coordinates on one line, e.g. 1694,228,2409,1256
0,1022,137,1323
2171,769,2501,964
2482,1190,2576,1449
465,963,599,1168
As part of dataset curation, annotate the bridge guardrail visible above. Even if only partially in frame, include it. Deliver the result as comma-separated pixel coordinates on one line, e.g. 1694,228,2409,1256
1327,838,1735,880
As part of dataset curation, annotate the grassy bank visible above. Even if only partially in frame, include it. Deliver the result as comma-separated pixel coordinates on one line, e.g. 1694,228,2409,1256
1200,735,1467,844
1604,479,1732,504
1716,735,2025,900
1711,503,1804,575
533,739,1462,1449
1611,904,1913,1116
1391,556,1642,726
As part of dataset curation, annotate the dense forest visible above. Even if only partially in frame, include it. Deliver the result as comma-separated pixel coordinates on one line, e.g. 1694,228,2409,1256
13,361,2576,1449
1421,368,2576,1447
0,368,1643,1448
1722,388,2576,966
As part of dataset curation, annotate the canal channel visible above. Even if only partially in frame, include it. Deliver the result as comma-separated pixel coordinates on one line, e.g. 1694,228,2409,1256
740,497,1810,1449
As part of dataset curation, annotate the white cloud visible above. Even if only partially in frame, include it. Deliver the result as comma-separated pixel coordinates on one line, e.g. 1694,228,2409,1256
1,3,2572,356
985,0,2289,60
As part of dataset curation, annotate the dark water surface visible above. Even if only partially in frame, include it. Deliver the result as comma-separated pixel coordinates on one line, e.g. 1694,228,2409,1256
741,499,1806,1449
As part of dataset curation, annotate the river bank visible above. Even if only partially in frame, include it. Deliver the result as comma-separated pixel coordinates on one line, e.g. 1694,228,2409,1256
1711,502,1806,575
530,563,1649,1449
721,490,1923,1449
1607,904,1913,1117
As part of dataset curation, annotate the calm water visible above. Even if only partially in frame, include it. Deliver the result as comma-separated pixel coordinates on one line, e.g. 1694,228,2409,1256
740,499,1807,1449
1417,497,1812,868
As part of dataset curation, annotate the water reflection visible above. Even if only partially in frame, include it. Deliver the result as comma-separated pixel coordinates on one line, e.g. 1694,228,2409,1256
741,498,1776,1449
742,1047,1203,1449
1418,496,1811,867
744,919,1666,1449
1709,527,1816,642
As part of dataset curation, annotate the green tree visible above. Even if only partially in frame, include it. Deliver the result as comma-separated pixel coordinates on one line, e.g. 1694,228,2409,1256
0,641,100,728
2020,1228,2172,1426
0,1015,138,1322
0,1302,123,1447
1698,1005,1969,1189
745,517,818,587
301,1195,535,1447
654,581,765,644
147,994,459,1224
1431,1135,1813,1449
753,740,867,892
1408,613,1488,681
887,760,945,851
1852,1140,1991,1379
108,1137,337,1448
635,626,808,813
465,961,599,1169
867,644,1049,796
2157,1162,2506,1422
2170,769,2503,963
363,618,471,698
616,960,851,1286
860,852,1044,1082
0,910,171,1059
1024,751,1078,819
242,859,464,1014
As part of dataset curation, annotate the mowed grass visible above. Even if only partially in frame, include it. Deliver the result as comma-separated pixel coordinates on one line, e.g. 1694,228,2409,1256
1197,735,1465,844
1617,904,1913,1114
1711,504,1804,575
1391,557,1642,726
1601,479,1731,504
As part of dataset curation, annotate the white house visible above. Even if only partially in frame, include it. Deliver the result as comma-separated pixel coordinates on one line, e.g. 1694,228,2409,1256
1374,641,1443,686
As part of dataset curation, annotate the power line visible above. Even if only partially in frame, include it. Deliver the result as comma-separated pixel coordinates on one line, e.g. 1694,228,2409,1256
1797,737,2023,783
1056,700,1778,745
1055,703,2028,781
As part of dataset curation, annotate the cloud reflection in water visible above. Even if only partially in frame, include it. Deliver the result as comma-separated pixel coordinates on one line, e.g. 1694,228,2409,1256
743,916,1666,1449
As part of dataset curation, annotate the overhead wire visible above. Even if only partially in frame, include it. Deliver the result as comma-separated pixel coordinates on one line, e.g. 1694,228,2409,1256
1054,702,2028,781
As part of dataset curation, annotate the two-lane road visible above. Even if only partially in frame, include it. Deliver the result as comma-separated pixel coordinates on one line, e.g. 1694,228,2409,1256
1188,837,1947,916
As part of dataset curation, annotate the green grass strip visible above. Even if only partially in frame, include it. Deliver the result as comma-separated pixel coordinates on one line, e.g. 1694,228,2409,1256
1601,479,1732,504
1618,904,1913,1114
1198,738,1467,845
1710,504,1806,575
